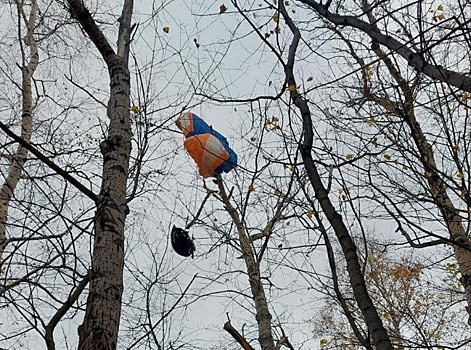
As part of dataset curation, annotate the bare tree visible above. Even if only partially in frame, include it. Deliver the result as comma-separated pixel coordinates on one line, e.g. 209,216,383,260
187,0,471,348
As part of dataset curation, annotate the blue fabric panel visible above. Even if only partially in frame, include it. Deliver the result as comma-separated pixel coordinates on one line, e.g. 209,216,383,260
186,113,238,176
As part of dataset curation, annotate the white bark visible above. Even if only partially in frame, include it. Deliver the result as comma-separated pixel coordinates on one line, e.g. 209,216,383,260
0,0,38,272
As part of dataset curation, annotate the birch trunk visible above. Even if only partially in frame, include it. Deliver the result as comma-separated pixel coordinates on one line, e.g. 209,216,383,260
0,0,38,272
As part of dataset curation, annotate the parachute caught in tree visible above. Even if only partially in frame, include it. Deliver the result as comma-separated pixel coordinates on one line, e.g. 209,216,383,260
176,112,237,178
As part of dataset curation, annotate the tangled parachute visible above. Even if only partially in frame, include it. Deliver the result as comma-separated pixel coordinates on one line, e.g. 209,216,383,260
176,112,237,178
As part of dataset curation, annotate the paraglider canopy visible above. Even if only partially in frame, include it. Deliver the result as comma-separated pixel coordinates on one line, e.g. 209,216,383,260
176,112,237,178
171,225,195,258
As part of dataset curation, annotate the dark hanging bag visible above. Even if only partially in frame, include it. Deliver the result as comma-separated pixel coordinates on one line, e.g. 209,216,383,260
171,225,195,258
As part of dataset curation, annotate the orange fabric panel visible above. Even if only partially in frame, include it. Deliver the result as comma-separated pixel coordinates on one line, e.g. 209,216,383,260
175,112,194,135
184,134,229,178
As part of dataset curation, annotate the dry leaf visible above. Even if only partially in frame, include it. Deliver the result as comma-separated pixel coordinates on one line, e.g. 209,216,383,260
274,188,281,196
365,117,374,126
130,105,140,114
457,171,465,179
371,137,378,148
460,187,468,198
219,4,227,13
163,26,170,33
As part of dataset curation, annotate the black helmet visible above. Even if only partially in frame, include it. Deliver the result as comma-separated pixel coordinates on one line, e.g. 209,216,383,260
171,225,195,258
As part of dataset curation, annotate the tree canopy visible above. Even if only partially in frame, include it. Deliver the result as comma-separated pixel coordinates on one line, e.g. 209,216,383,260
1,1,470,349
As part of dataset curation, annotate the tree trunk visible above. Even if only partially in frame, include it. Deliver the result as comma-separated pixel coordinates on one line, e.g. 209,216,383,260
279,2,394,348
0,0,38,271
65,1,134,349
218,179,275,350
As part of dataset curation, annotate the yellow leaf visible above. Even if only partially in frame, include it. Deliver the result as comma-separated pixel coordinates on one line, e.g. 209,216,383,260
437,4,444,11
457,171,465,179
274,188,281,196
383,153,391,160
130,105,140,114
275,26,281,34
219,4,228,13
307,209,313,218
437,13,445,21
364,117,374,126
163,26,170,33
272,116,279,123
345,154,353,161
320,338,328,347
425,171,433,178
273,13,279,22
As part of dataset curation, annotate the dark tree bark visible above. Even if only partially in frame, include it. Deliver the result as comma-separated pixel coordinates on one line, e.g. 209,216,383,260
298,0,471,93
278,2,394,349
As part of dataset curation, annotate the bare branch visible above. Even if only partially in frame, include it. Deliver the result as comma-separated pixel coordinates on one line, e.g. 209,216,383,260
223,321,254,350
299,0,471,92
0,121,97,202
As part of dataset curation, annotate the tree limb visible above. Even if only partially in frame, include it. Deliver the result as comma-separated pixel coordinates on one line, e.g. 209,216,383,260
0,121,97,202
299,0,471,92
223,321,254,350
